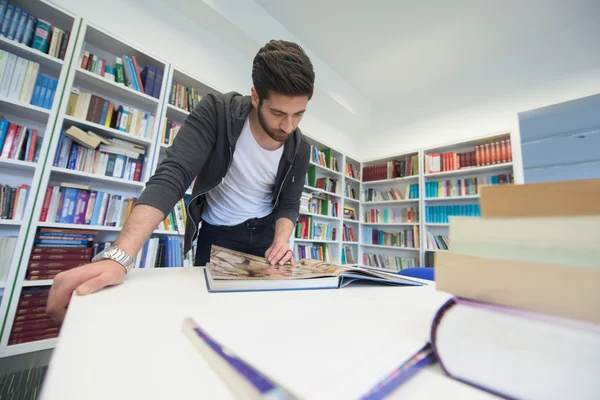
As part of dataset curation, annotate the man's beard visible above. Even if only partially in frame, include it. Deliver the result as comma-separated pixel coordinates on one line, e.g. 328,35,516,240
257,102,292,143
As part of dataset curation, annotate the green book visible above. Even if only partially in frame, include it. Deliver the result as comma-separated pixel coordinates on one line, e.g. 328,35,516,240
115,57,125,84
307,165,316,187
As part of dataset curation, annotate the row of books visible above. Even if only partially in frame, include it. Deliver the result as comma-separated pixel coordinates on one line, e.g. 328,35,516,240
346,163,360,180
362,226,420,249
80,48,163,99
310,145,339,172
425,204,481,223
53,129,146,182
306,165,338,194
66,89,157,139
342,224,356,242
343,205,356,221
294,243,332,262
160,118,182,146
0,118,40,161
136,236,186,269
363,184,419,202
362,253,418,271
363,207,418,224
427,233,449,250
8,287,59,345
343,183,358,200
0,50,58,109
156,199,187,234
0,1,69,60
1,183,28,220
170,81,202,112
425,139,512,173
363,155,419,182
295,217,337,241
341,245,356,265
0,236,16,280
425,173,514,198
299,192,339,217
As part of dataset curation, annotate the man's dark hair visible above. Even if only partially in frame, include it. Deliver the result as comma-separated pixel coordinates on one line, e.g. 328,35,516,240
252,40,315,100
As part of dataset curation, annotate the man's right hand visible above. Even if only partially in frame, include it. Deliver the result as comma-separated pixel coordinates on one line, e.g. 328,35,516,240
47,260,126,324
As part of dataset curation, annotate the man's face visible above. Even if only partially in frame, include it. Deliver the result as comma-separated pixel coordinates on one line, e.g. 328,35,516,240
253,90,309,142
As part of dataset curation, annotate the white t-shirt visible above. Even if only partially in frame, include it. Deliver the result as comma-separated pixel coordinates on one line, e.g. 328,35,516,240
202,117,284,226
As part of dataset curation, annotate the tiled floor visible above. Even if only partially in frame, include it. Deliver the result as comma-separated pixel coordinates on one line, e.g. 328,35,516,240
0,349,53,399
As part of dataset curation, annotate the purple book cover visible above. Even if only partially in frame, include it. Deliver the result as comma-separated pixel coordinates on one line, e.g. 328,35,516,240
72,190,90,225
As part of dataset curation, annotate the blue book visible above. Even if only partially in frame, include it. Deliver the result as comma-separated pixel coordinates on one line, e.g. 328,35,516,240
21,14,35,45
34,239,89,246
0,119,9,151
43,77,57,109
14,10,27,42
139,240,149,268
58,187,79,224
0,1,7,26
37,231,95,238
30,74,44,106
152,67,163,99
90,191,103,225
67,144,79,170
6,6,21,40
0,4,14,36
52,131,65,166
35,75,49,107
126,55,140,91
98,100,109,125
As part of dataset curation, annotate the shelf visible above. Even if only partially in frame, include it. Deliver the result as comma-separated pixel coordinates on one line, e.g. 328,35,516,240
298,212,339,221
342,241,359,245
50,167,146,189
38,222,121,231
0,35,64,73
0,219,22,226
343,196,359,203
425,249,449,252
362,199,419,205
303,185,340,197
425,195,480,201
22,279,54,287
345,175,360,183
343,219,359,223
362,175,418,186
294,239,338,244
166,103,190,119
75,68,159,109
362,222,419,226
361,244,420,251
425,223,450,226
6,338,58,357
309,161,342,176
424,162,513,178
153,229,183,235
0,96,51,123
63,115,153,146
0,282,6,288
0,157,37,171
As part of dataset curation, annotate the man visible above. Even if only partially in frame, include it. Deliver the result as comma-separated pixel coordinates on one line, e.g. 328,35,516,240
47,40,314,323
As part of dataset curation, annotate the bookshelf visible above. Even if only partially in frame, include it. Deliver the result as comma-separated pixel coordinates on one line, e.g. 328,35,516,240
0,0,80,356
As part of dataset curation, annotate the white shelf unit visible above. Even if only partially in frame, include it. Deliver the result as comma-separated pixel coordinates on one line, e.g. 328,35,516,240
0,18,174,356
421,131,515,266
359,150,422,269
0,0,80,356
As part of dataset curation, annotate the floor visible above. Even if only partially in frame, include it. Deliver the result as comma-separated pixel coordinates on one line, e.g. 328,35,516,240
0,349,53,399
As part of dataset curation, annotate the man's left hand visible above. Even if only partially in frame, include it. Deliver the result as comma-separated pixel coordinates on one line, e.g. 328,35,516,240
265,240,295,266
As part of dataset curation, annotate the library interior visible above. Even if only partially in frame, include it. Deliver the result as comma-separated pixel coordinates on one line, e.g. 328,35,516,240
0,0,598,399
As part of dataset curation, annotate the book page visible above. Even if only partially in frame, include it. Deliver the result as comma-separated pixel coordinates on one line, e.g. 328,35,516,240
209,245,349,280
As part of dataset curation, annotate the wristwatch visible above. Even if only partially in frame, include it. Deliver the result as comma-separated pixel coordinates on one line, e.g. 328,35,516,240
91,245,135,274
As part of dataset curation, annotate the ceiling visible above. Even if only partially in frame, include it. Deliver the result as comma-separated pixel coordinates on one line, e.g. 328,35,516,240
255,0,600,131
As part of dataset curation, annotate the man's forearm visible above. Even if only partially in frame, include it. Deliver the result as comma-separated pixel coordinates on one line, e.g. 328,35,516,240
113,205,165,257
274,218,294,242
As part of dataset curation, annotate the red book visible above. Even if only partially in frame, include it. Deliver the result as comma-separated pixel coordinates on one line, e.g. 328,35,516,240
133,162,143,181
499,140,507,163
81,52,89,69
13,313,50,323
1,123,18,158
491,142,498,164
27,129,38,161
131,56,145,93
18,298,48,308
27,274,59,281
29,253,93,261
31,247,93,254
39,186,53,222
10,327,59,339
506,139,512,161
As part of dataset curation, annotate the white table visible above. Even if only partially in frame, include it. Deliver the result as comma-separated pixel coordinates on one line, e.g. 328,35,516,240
40,268,497,399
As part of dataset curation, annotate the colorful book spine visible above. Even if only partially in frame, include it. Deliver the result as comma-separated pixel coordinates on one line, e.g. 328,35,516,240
31,18,51,53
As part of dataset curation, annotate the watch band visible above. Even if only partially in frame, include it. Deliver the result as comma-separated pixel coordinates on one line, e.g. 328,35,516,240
92,245,135,273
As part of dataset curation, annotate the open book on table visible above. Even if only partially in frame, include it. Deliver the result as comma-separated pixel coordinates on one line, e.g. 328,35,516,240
204,245,424,292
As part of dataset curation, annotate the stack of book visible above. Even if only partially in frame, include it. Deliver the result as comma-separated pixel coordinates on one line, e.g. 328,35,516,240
26,227,97,281
0,1,70,60
341,246,356,265
363,184,418,202
135,236,184,268
1,183,28,220
0,118,40,161
66,89,156,139
363,226,419,249
170,81,202,112
343,182,358,199
425,173,513,198
362,253,417,271
433,179,600,399
160,118,182,146
425,138,512,173
53,128,146,182
346,163,360,180
294,242,332,262
364,207,418,224
8,287,59,345
0,236,16,280
304,192,338,217
342,224,356,242
39,183,136,227
363,155,418,182
310,145,338,172
299,192,311,214
425,204,480,223
0,49,53,106
343,205,356,221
